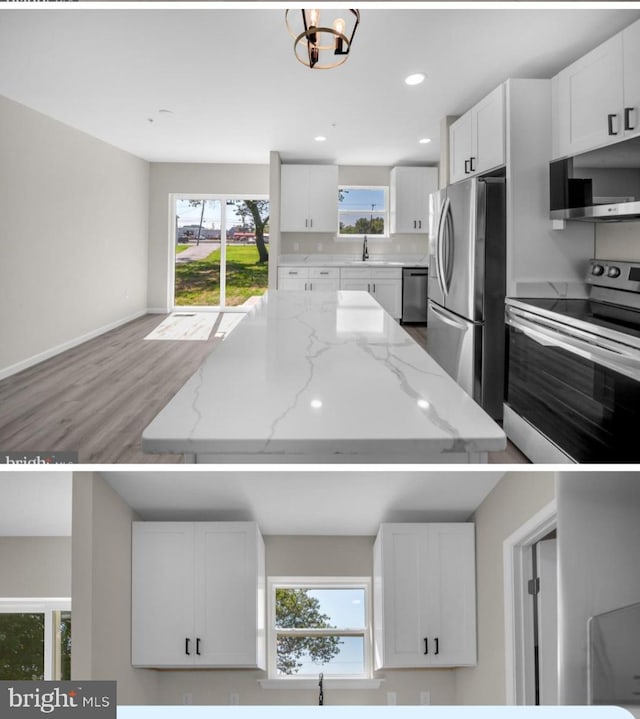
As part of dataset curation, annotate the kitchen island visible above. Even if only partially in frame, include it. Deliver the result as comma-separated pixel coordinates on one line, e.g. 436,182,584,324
142,291,506,463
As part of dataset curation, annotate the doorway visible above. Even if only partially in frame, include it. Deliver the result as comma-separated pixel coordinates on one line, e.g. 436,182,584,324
170,194,269,311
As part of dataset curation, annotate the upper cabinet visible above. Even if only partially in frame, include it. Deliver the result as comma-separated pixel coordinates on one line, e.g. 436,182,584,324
450,84,505,183
552,18,640,159
280,164,338,233
373,522,476,669
390,166,438,234
132,521,265,669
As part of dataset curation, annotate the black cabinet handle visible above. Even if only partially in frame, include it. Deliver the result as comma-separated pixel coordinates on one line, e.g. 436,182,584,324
435,637,439,655
185,637,191,656
418,220,422,229
464,159,470,175
424,637,429,655
196,638,201,656
625,107,635,131
608,113,618,136
469,157,476,172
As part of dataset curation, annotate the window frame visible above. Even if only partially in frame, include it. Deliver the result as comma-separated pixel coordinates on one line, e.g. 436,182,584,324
337,185,390,240
0,599,71,680
267,576,373,681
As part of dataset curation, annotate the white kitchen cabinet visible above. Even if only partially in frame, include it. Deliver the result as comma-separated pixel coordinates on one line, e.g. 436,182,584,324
277,266,340,291
390,166,438,234
622,20,640,140
280,164,338,233
340,266,402,319
373,523,476,669
450,84,505,183
132,521,265,669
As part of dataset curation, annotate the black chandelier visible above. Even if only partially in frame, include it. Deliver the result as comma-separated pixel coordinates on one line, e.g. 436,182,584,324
285,9,360,70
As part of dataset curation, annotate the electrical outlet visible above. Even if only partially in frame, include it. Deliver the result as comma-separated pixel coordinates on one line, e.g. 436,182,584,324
386,692,397,705
420,691,431,705
230,693,240,705
182,693,193,705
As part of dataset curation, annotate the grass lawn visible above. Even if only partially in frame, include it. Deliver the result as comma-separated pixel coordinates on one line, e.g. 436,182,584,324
175,244,268,306
175,244,191,254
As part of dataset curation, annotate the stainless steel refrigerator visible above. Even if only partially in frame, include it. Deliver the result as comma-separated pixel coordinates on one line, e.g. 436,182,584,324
426,175,506,420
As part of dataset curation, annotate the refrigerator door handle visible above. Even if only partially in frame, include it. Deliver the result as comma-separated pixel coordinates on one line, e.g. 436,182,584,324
437,197,451,298
429,302,470,331
443,203,454,295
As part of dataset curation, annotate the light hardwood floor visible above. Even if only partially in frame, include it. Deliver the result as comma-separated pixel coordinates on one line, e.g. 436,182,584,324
0,316,528,465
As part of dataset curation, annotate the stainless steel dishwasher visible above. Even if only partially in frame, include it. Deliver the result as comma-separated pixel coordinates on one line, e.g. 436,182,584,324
401,267,428,323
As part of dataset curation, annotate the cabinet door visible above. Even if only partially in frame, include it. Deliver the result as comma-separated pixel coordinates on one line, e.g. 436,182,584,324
554,34,623,157
372,279,402,319
425,524,476,667
473,84,505,175
308,278,340,291
450,112,473,184
195,524,264,668
307,165,338,232
623,19,640,139
132,523,195,667
341,278,371,292
390,167,438,234
280,166,310,232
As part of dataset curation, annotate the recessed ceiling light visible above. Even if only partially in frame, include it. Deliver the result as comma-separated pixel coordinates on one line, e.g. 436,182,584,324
405,73,426,86
419,137,432,144
314,136,327,142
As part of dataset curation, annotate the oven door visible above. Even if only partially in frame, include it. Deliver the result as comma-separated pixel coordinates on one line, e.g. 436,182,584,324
505,305,640,462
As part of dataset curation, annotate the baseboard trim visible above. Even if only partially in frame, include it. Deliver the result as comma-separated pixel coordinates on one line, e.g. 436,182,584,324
0,309,148,381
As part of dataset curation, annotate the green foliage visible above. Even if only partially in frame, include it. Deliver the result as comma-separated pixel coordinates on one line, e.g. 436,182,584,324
275,589,341,675
0,614,45,680
175,245,268,307
339,217,385,235
228,200,270,264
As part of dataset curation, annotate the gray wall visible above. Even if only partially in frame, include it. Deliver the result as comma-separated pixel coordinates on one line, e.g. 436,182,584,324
147,162,270,311
0,537,71,597
0,95,150,379
454,471,556,705
556,472,640,705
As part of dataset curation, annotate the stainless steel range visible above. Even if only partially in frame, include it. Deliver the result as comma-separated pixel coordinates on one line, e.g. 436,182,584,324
504,259,640,463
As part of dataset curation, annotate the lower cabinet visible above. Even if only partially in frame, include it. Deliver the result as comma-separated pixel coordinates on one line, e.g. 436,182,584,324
277,266,340,291
373,523,476,669
131,521,265,669
340,267,402,319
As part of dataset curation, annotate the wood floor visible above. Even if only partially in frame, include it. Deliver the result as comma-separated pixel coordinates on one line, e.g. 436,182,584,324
0,315,528,465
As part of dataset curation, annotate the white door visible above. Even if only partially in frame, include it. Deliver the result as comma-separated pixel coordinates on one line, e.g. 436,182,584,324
623,20,640,138
372,279,402,319
536,538,558,705
131,523,195,667
307,165,338,232
473,84,505,175
450,112,473,183
280,166,310,231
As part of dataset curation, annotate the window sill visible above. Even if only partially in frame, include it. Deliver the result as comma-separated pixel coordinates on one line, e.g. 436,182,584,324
258,679,383,691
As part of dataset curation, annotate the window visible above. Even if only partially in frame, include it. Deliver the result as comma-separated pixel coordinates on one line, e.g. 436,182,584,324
0,601,71,680
338,186,388,238
268,577,371,679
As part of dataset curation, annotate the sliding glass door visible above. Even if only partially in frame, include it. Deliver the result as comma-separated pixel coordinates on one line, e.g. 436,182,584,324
173,196,269,310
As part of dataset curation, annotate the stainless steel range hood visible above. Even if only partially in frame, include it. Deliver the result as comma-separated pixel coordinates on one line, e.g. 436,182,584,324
550,136,640,222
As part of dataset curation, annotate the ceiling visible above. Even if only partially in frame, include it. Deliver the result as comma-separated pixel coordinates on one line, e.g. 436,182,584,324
0,473,72,536
1,6,639,166
100,470,504,535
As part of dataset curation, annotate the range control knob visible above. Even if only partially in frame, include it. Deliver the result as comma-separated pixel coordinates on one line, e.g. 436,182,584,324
591,264,605,276
607,266,621,278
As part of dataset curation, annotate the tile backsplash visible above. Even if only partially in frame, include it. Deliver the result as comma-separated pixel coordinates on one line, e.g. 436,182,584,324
595,221,640,261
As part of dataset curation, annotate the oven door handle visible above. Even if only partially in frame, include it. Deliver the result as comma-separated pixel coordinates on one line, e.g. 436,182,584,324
507,311,640,382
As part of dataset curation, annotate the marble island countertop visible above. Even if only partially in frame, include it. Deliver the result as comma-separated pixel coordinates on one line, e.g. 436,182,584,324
143,291,505,463
278,253,428,268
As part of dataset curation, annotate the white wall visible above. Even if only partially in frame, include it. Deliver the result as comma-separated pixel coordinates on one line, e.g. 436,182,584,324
71,472,159,704
0,95,150,380
454,471,556,705
147,162,269,311
0,537,71,597
556,472,640,706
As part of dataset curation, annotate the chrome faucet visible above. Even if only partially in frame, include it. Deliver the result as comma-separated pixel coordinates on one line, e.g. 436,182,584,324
362,235,369,261
318,672,324,706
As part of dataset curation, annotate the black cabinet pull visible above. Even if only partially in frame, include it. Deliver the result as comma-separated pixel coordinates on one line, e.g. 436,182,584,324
418,220,422,229
469,157,476,172
464,159,470,175
196,638,201,656
608,113,618,136
424,637,429,655
185,637,191,656
625,107,635,131
435,637,440,655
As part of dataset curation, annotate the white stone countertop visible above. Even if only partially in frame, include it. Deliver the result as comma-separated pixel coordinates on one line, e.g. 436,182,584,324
142,291,505,463
278,254,428,268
